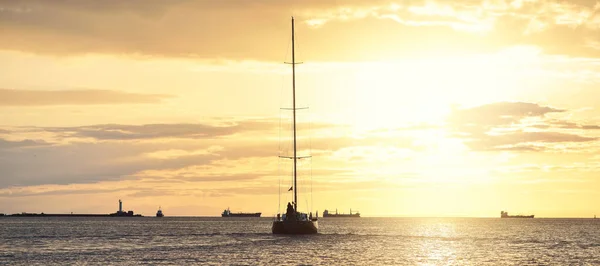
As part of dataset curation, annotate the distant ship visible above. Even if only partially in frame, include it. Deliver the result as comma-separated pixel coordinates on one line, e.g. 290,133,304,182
221,208,261,217
156,207,164,218
323,209,360,218
501,211,534,218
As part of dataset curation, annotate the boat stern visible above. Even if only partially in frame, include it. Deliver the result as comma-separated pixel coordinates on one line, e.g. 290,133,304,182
272,220,318,234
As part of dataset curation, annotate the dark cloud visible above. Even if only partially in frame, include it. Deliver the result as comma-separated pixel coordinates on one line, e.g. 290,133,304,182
0,168,360,198
0,0,307,60
449,102,598,152
448,101,563,139
0,118,420,189
141,172,269,183
516,131,597,142
0,120,326,188
563,0,600,8
2,122,277,188
0,187,114,198
57,124,242,140
0,0,388,12
545,119,600,130
582,125,600,130
490,145,546,152
1,0,599,60
449,102,564,127
35,119,341,141
40,120,279,140
0,141,219,188
0,88,172,106
0,138,47,149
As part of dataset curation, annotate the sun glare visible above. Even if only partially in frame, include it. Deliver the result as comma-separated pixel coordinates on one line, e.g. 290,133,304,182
348,46,547,133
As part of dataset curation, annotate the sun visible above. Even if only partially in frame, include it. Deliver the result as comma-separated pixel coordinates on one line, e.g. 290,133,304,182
347,46,542,133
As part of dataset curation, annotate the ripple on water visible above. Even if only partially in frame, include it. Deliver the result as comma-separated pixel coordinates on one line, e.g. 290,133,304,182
1,217,600,265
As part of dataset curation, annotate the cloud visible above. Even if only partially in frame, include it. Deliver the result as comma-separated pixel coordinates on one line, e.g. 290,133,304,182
0,119,344,188
0,140,220,188
494,162,600,174
545,119,600,130
491,145,546,152
465,131,597,151
140,172,269,183
38,120,279,140
0,187,115,198
0,88,172,106
0,117,425,189
0,167,397,199
449,101,598,152
449,101,564,127
1,0,600,60
2,121,280,188
0,0,303,60
0,138,47,149
0,104,597,191
31,119,343,141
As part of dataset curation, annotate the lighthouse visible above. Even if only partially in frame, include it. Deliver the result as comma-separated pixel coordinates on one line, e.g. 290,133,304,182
118,199,123,214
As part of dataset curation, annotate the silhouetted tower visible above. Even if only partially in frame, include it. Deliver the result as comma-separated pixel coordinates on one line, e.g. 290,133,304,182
119,199,123,213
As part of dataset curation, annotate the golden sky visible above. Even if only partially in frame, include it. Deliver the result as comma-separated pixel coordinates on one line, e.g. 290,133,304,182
1,0,600,217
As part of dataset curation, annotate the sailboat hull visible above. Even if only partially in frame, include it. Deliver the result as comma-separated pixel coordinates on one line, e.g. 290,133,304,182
272,220,318,234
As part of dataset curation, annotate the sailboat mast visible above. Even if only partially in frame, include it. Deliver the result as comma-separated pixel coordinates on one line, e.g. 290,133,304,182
291,16,298,212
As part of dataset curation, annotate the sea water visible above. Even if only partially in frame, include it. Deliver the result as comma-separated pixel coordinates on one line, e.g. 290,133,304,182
1,217,599,265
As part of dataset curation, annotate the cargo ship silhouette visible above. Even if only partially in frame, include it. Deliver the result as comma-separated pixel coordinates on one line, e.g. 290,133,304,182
500,211,534,218
221,208,261,217
323,209,360,218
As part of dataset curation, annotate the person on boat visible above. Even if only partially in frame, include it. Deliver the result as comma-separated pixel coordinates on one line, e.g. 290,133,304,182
286,202,295,220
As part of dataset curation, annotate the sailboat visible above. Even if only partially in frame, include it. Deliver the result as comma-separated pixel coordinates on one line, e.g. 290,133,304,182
272,17,318,235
